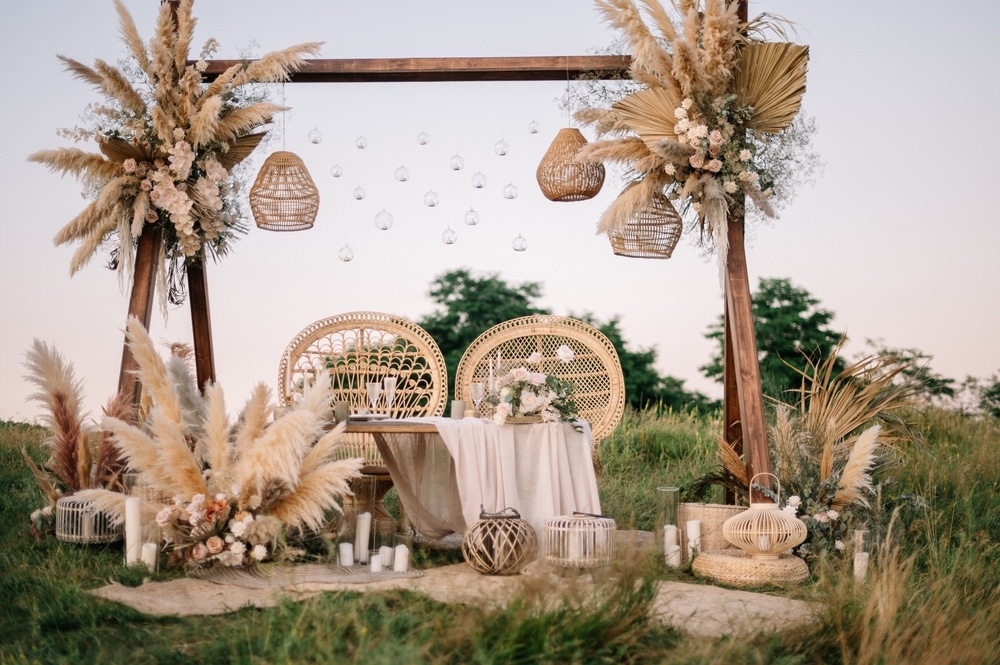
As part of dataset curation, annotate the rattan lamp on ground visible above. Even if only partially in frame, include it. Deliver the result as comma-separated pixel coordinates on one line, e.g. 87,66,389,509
609,189,683,259
536,128,605,201
249,151,320,231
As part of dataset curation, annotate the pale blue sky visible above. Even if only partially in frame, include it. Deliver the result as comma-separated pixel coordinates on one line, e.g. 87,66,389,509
3,1,998,421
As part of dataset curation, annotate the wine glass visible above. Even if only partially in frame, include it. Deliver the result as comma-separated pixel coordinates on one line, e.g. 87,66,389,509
469,382,486,416
366,382,382,414
383,377,397,415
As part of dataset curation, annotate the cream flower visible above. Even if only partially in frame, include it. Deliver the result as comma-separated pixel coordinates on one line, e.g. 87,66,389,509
689,153,705,169
510,367,529,382
206,535,225,555
251,544,268,561
739,149,752,162
519,391,540,413
707,159,723,173
723,180,738,194
527,351,542,364
556,345,574,363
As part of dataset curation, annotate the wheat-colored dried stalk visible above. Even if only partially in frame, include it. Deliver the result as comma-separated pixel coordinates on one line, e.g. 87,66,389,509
201,383,231,495
832,425,881,509
125,317,184,427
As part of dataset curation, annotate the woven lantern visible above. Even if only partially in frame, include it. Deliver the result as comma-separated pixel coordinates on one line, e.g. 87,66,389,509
609,191,683,259
722,474,807,560
249,151,320,231
461,507,538,575
55,496,122,544
535,128,605,201
543,513,616,570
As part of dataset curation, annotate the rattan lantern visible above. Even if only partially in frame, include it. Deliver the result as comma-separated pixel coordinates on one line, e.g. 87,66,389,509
609,190,683,259
55,496,122,544
722,474,807,560
461,507,538,575
249,151,320,231
543,513,616,569
535,128,605,201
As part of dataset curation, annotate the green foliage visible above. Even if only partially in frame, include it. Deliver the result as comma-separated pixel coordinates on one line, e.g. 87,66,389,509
417,269,548,397
702,277,845,397
862,338,958,402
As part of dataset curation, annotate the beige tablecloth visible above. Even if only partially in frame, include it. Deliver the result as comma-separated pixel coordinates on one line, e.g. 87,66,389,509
374,417,601,539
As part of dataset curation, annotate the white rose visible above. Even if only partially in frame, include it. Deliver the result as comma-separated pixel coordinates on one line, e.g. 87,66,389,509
556,345,574,363
519,391,540,413
527,351,542,364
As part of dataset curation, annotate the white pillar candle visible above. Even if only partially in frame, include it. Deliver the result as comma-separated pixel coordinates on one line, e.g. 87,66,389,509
369,553,383,573
124,497,142,565
355,512,372,563
854,551,869,582
664,524,678,551
393,544,410,572
339,542,355,567
567,530,583,561
686,519,701,560
81,510,94,540
379,545,394,567
666,545,682,568
141,542,158,571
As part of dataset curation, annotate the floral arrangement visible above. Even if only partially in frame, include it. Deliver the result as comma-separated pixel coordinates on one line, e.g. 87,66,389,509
484,345,579,425
30,316,363,569
29,0,321,304
575,0,812,270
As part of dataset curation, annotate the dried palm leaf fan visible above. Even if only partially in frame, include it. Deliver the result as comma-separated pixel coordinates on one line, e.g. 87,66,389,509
249,151,320,231
536,128,605,201
607,182,682,259
736,42,810,134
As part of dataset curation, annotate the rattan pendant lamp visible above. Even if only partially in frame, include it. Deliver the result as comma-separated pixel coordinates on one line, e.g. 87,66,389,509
249,86,320,231
608,182,683,259
535,120,605,201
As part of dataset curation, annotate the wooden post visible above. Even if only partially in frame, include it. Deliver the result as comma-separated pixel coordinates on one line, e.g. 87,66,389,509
187,256,216,390
722,297,743,504
116,226,162,414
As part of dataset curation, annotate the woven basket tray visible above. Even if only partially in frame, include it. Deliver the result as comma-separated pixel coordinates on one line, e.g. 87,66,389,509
678,502,745,562
691,549,809,587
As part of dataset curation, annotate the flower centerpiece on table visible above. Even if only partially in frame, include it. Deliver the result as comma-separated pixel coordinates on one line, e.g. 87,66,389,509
28,0,322,306
484,345,579,425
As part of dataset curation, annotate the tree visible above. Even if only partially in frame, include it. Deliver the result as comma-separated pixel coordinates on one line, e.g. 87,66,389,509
862,339,957,403
573,313,717,412
701,277,845,397
417,269,548,395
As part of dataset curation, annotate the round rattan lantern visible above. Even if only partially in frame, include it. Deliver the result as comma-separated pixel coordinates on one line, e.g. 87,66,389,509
609,191,683,259
722,474,807,560
543,513,616,569
535,128,605,202
55,496,122,544
249,151,320,231
461,507,538,575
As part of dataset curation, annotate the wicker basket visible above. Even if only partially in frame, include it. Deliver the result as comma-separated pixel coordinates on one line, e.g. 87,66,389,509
249,151,320,231
535,128,605,202
678,502,745,562
55,496,122,544
609,191,683,259
691,549,809,587
543,513,616,569
461,508,538,575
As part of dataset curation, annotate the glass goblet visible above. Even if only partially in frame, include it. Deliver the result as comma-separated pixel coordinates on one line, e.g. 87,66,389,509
383,377,397,415
366,382,382,414
469,382,486,415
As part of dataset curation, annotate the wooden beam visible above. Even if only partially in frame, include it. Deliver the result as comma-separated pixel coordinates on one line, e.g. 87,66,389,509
200,55,631,83
722,297,744,504
117,226,161,418
187,256,216,391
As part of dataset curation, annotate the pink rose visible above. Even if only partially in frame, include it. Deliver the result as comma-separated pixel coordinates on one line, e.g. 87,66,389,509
707,159,723,173
140,179,152,191
145,210,158,223
122,158,137,173
206,536,225,555
689,153,705,169
191,542,209,560
709,130,724,146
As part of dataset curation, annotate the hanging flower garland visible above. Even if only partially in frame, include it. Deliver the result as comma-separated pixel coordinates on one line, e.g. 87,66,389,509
575,0,809,274
29,0,321,304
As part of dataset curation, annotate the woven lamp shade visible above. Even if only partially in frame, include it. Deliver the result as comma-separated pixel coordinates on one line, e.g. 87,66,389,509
461,508,538,575
609,192,683,259
535,128,605,202
722,474,807,560
249,151,320,231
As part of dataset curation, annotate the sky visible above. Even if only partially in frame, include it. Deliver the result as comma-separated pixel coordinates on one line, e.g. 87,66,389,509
2,0,998,422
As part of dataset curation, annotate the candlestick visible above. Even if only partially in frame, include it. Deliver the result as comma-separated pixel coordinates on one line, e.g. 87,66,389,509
125,497,142,565
355,512,372,564
686,519,701,560
141,542,158,571
393,544,410,572
339,542,354,567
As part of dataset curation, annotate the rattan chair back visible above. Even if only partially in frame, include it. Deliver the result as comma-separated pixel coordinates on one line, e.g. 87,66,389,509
454,316,625,447
279,311,448,465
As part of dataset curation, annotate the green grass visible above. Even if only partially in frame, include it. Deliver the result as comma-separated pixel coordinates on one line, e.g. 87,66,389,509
2,408,1000,664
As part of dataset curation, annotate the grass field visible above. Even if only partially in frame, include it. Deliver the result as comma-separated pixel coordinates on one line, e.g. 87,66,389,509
2,406,998,664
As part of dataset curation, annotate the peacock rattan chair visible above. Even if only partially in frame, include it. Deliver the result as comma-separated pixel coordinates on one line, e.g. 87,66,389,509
278,311,448,518
454,315,626,452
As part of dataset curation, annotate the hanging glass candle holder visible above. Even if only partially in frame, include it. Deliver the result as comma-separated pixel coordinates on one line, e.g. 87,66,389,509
338,244,355,262
394,165,410,182
471,171,487,189
417,131,430,145
353,186,366,200
494,138,509,156
374,210,394,230
330,164,343,178
450,154,465,171
424,190,440,207
502,182,519,199
355,135,368,149
307,127,323,144
512,235,528,252
441,227,457,244
464,208,480,226
528,120,540,134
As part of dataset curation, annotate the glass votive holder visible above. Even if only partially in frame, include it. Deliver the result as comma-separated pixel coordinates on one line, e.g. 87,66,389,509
374,518,398,549
656,486,680,528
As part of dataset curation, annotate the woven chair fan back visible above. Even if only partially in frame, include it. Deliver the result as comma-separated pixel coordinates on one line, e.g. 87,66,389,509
609,191,683,259
279,311,448,465
536,128,605,202
454,316,625,447
250,151,320,231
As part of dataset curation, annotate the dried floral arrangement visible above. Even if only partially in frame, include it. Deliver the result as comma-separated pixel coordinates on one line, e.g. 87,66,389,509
698,342,923,559
575,0,812,271
28,0,321,305
25,317,363,568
